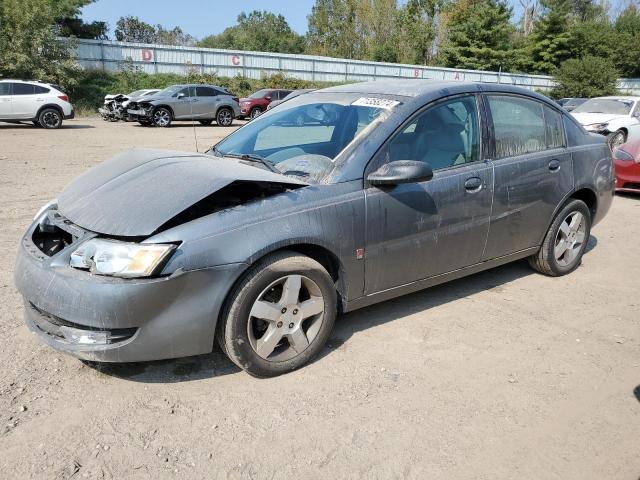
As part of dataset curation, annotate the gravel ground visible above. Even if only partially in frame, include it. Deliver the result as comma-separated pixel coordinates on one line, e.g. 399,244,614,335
0,117,638,480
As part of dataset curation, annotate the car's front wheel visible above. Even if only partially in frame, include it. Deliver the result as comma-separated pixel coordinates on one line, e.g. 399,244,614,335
152,107,172,127
217,251,337,377
216,107,234,127
528,199,591,276
249,107,262,120
38,108,62,129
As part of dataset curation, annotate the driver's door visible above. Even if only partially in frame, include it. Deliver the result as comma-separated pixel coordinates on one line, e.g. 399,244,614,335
363,95,494,294
173,87,194,118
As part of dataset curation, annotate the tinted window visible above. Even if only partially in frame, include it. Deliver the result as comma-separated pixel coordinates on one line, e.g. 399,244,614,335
544,106,565,149
488,95,546,158
196,87,216,97
34,85,50,94
389,95,480,171
0,83,10,95
13,83,35,95
174,87,193,98
563,115,586,147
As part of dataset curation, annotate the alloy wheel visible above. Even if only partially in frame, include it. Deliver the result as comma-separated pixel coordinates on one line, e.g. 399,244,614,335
250,108,262,120
153,109,171,127
609,131,626,150
217,109,233,126
247,274,325,361
41,111,61,128
554,211,586,267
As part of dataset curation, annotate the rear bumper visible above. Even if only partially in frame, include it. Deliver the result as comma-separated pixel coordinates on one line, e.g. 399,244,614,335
15,234,247,362
64,109,75,120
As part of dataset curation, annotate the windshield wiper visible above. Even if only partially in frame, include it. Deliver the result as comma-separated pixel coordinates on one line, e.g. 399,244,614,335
219,152,280,174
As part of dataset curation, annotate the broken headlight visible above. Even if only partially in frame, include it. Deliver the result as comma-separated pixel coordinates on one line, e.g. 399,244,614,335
70,239,175,278
33,199,58,221
585,122,609,132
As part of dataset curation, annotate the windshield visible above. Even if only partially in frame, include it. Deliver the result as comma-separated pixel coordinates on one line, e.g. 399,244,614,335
211,93,398,183
573,98,634,115
249,89,270,99
157,85,183,97
128,90,147,97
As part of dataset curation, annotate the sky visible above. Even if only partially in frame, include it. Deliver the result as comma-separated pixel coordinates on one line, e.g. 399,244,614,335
81,0,319,38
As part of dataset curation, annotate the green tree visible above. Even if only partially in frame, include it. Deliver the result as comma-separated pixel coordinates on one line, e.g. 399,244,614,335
199,11,304,53
307,0,362,58
114,16,157,43
439,0,517,71
0,0,79,85
552,55,618,97
612,5,640,77
396,0,442,65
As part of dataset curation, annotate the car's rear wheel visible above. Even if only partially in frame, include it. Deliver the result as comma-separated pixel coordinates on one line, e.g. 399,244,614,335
216,108,234,127
249,107,262,120
199,119,213,126
152,107,172,127
38,108,62,129
217,251,337,377
528,199,591,276
607,129,626,150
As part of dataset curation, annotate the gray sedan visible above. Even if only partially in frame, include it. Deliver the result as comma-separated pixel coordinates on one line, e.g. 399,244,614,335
15,80,614,377
127,84,241,127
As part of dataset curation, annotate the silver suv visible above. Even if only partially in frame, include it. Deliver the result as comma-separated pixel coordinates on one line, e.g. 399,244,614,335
0,80,74,129
127,84,241,127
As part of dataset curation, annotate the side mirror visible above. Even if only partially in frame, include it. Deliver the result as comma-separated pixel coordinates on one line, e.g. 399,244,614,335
368,160,433,186
177,92,186,99
265,96,272,101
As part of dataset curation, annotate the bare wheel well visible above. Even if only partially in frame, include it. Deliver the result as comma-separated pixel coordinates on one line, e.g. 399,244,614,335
570,188,597,218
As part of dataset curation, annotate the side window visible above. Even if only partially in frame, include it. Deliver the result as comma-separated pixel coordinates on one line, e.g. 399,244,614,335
12,83,35,95
563,115,586,146
34,85,50,94
543,106,565,149
0,83,10,95
196,87,216,97
388,95,480,171
488,95,546,158
175,87,191,98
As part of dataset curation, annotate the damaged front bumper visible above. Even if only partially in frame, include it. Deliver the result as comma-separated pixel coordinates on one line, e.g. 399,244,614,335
14,219,247,362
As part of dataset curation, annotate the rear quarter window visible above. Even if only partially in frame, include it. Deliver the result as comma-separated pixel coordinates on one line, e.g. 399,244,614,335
563,115,588,147
34,85,50,94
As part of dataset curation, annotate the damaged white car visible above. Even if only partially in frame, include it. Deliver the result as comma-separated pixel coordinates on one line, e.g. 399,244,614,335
570,96,640,149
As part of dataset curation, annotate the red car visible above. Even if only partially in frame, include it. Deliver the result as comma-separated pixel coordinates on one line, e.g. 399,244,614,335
239,89,292,120
614,139,640,193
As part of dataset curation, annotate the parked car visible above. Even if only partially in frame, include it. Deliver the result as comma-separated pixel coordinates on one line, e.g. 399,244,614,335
612,139,640,193
127,84,240,127
15,80,614,377
239,89,292,119
557,97,587,112
99,89,160,122
570,96,640,149
267,89,316,111
0,79,74,129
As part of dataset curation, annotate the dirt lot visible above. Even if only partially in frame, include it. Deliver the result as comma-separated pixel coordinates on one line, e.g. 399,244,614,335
0,117,638,480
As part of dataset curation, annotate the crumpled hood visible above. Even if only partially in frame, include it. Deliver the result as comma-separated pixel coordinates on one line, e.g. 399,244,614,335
571,112,626,126
58,148,307,237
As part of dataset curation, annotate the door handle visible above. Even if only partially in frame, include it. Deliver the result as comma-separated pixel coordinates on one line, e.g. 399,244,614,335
464,177,483,192
548,159,561,171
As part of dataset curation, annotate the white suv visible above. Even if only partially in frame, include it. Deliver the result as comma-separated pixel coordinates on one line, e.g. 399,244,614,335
0,80,74,129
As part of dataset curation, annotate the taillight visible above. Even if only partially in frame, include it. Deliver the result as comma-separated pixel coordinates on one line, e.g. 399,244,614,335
58,95,69,102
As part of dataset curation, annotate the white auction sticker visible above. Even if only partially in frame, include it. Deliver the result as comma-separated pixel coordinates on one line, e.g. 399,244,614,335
351,97,400,109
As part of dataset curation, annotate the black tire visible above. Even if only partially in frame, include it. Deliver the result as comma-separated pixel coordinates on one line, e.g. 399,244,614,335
198,119,213,126
137,120,152,126
528,199,592,276
249,107,262,120
216,107,234,127
607,129,627,150
217,251,337,377
38,108,62,129
152,107,172,127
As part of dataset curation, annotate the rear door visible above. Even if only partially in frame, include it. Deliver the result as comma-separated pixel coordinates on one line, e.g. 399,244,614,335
482,94,574,260
11,83,39,119
0,83,12,118
195,86,218,118
364,94,494,293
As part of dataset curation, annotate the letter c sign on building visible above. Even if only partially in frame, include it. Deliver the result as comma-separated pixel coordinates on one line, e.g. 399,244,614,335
231,55,242,66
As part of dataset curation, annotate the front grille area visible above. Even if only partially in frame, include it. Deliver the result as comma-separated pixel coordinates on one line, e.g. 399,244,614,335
29,302,137,344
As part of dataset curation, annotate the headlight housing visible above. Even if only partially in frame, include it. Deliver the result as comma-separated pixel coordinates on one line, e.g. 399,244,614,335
70,239,176,278
613,148,635,161
34,199,57,221
586,122,609,131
